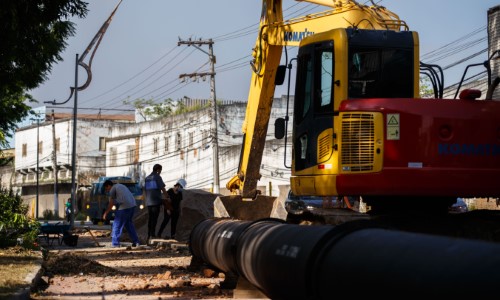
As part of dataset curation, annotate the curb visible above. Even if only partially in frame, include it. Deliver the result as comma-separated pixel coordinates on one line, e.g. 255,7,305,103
9,257,44,300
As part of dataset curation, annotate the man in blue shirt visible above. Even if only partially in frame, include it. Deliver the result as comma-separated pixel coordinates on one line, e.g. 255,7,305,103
103,180,141,247
144,164,168,241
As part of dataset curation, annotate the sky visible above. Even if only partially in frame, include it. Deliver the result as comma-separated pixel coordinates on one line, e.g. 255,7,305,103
29,0,499,116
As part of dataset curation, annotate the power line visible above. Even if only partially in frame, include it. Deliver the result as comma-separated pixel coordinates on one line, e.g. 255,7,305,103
71,2,490,115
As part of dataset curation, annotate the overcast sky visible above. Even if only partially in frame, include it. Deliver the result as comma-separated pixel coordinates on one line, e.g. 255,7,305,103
29,0,499,116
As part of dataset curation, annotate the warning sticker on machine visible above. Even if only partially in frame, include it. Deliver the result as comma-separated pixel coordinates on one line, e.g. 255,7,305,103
387,113,400,140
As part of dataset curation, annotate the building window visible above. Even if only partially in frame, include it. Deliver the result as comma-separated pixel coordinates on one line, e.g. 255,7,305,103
127,145,136,164
175,132,182,151
38,141,43,156
99,137,106,151
22,143,27,157
153,138,159,154
55,138,60,153
189,132,194,148
110,147,117,167
202,130,209,149
164,136,169,154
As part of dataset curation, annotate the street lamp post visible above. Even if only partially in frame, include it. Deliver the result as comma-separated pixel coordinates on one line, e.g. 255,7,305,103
42,3,121,226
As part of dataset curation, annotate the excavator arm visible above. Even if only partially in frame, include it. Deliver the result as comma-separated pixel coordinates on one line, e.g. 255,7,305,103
225,0,407,200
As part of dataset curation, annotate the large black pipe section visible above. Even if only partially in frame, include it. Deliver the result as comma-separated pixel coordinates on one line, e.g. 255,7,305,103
189,218,284,274
235,218,343,299
314,227,500,297
190,218,500,298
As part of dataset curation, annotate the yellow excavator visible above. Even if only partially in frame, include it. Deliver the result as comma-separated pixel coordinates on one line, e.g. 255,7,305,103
216,0,411,221
215,0,413,220
215,0,500,222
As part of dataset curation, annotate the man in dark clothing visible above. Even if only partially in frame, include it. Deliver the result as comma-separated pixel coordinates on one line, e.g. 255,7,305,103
144,164,168,241
157,178,186,240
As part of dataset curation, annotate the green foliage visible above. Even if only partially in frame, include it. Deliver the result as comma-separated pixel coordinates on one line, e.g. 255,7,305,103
419,77,434,98
0,153,13,167
0,188,40,249
124,97,211,120
148,98,174,117
173,101,211,115
0,0,89,147
124,98,175,120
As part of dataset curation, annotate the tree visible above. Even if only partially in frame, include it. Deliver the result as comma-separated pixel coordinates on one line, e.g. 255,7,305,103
124,98,174,121
0,187,40,249
124,97,210,121
0,0,89,148
419,77,435,98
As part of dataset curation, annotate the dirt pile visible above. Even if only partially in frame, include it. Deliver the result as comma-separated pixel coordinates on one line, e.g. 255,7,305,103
43,252,123,276
32,233,233,299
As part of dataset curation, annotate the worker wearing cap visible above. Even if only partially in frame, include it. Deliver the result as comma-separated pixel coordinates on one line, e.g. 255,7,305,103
157,179,186,240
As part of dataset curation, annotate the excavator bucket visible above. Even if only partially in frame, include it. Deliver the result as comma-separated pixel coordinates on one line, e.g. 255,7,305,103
214,195,288,221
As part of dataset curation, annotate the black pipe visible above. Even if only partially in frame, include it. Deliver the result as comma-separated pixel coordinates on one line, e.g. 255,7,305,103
189,218,500,298
315,227,500,297
235,220,340,299
189,218,284,274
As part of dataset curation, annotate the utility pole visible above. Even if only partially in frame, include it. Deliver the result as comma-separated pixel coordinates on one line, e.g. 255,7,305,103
35,120,40,219
29,117,42,219
178,38,220,193
69,53,79,227
51,110,59,220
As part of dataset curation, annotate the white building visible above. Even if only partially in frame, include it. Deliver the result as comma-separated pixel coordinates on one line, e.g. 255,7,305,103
12,96,293,219
14,113,134,218
106,95,294,197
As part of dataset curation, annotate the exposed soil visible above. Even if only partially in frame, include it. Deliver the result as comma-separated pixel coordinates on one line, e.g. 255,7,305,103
30,228,234,300
0,246,42,298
